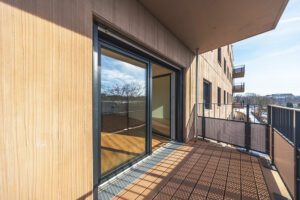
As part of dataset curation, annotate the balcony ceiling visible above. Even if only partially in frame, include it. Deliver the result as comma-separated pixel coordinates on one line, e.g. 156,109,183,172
139,0,288,54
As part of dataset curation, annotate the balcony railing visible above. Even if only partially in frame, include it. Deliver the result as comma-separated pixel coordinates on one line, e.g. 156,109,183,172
233,83,245,93
232,102,244,108
268,105,300,200
233,65,245,78
195,104,299,200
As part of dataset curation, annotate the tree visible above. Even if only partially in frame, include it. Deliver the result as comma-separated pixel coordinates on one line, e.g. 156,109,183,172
234,95,243,103
286,102,293,108
102,82,145,101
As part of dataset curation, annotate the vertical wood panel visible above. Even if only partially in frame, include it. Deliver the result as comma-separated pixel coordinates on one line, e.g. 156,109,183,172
0,0,93,199
1,0,194,199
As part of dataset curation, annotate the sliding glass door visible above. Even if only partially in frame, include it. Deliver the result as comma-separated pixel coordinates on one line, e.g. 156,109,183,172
100,47,147,176
93,24,183,188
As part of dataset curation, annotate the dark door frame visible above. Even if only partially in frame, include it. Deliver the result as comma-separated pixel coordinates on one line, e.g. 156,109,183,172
92,21,184,199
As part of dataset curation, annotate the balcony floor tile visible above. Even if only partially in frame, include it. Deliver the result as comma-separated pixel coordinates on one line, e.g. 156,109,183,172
100,140,273,200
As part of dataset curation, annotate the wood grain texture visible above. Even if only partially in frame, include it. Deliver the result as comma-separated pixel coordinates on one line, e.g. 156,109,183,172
0,0,93,199
0,0,195,199
92,0,194,68
0,0,235,199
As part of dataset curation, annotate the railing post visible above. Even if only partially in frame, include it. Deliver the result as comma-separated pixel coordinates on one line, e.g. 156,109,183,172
269,106,275,165
196,49,199,141
214,103,215,118
293,110,299,200
202,103,206,140
271,128,275,165
245,104,251,151
266,124,270,155
267,105,272,156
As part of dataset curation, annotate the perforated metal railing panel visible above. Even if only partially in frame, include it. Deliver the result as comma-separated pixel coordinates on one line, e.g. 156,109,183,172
251,123,267,153
205,118,245,147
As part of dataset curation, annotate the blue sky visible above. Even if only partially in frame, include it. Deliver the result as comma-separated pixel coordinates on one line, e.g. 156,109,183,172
233,0,300,96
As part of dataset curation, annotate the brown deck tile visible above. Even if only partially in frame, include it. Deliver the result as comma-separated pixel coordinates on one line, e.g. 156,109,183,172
113,140,274,200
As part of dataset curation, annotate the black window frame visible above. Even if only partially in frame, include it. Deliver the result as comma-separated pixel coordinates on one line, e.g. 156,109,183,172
217,48,221,65
217,87,221,106
203,80,212,109
227,92,230,104
227,67,229,79
224,59,226,73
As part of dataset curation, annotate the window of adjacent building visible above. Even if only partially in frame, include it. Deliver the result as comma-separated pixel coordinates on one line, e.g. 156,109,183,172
217,48,221,65
227,67,229,79
203,80,212,109
224,91,226,104
227,92,230,104
224,59,226,73
217,87,221,106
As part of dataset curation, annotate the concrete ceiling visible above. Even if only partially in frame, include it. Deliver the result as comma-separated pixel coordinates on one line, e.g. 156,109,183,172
139,0,288,54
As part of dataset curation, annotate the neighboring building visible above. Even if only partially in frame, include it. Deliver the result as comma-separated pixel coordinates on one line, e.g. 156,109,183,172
266,93,296,105
0,0,287,199
266,93,295,100
197,46,241,120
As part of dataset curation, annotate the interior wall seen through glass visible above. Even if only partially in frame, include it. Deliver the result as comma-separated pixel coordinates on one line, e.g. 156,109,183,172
152,64,172,137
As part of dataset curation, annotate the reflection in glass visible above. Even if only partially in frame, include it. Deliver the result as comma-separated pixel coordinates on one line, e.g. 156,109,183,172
152,64,172,138
100,48,146,176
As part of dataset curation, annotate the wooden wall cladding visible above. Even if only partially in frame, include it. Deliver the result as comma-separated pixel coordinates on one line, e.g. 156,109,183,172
0,0,194,199
0,0,93,199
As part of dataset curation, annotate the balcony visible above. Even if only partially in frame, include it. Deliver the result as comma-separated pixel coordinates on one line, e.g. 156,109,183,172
98,105,299,200
100,140,272,200
233,83,245,93
232,102,244,108
233,65,245,78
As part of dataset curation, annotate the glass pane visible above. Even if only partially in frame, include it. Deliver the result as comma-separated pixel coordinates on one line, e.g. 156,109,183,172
100,48,146,176
152,64,172,138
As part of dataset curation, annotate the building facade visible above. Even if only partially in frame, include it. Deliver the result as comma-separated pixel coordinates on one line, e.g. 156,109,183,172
0,0,287,199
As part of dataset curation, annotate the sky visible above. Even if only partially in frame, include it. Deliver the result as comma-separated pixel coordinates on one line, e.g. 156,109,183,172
233,0,300,96
101,54,146,96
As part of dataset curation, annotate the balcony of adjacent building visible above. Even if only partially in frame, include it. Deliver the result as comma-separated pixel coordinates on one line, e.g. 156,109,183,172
233,83,245,93
99,105,299,200
233,65,245,78
232,101,244,109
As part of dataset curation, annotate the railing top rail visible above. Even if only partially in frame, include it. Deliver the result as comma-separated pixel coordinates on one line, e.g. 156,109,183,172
198,103,246,107
198,103,235,105
233,83,245,86
233,64,245,69
269,104,300,112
